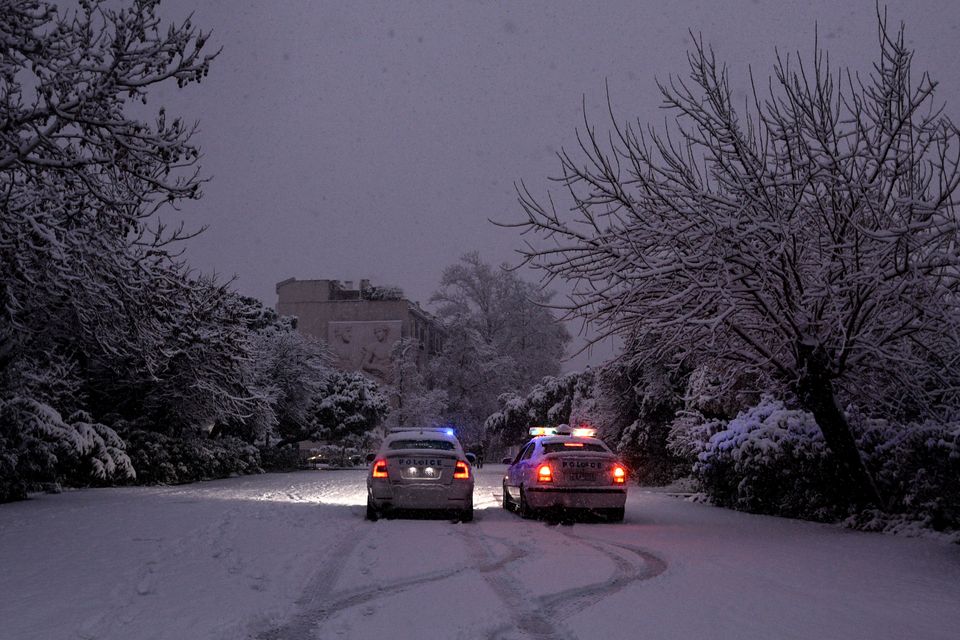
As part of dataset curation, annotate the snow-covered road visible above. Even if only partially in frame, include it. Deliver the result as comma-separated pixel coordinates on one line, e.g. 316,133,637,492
1,466,958,640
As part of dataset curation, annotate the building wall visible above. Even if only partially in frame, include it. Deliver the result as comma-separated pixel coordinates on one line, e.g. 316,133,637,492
276,278,442,382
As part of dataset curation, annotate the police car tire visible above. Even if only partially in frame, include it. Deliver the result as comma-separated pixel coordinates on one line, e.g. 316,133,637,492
365,498,379,521
459,495,474,522
502,481,513,511
519,487,534,519
606,507,625,522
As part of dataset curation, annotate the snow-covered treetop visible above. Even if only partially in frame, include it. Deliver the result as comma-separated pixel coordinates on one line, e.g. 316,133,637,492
509,15,960,421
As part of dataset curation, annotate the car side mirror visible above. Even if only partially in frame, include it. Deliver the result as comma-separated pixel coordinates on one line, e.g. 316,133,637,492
501,457,512,465
365,453,376,463
465,453,477,465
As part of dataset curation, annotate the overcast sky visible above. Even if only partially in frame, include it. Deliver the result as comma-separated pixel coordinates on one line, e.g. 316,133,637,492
149,0,960,370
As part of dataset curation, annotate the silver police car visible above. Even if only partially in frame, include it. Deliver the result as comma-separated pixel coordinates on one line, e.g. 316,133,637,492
366,428,474,521
502,426,628,521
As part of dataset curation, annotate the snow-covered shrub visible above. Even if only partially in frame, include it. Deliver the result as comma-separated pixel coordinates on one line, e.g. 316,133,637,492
0,398,135,501
695,397,847,521
59,411,136,485
594,358,688,485
858,419,960,532
666,410,727,464
123,431,261,485
616,418,689,485
690,398,960,532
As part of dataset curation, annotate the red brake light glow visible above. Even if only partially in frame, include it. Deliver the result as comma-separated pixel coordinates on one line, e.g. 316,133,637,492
612,464,626,484
454,460,470,479
372,459,389,479
563,442,584,447
537,464,553,483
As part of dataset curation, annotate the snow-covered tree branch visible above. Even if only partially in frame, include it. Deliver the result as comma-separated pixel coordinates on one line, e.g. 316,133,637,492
507,13,960,507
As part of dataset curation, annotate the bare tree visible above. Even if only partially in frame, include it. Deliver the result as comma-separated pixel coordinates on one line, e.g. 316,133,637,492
431,252,570,390
429,252,571,436
384,338,447,431
507,13,960,507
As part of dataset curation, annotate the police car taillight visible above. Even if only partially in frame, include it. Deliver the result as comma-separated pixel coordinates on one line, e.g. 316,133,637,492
372,459,389,479
537,464,553,483
612,464,627,484
453,460,470,479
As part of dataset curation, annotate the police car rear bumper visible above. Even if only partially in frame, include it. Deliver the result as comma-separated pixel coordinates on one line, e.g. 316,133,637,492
369,481,473,510
525,486,626,510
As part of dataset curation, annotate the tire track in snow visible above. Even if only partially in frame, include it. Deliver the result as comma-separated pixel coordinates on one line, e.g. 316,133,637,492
539,531,667,620
255,523,526,639
255,513,667,640
461,525,576,640
460,519,667,638
256,524,370,639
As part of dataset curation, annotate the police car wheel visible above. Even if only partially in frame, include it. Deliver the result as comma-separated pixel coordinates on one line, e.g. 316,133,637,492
519,487,534,519
502,481,513,511
605,507,625,522
458,495,474,522
365,498,379,521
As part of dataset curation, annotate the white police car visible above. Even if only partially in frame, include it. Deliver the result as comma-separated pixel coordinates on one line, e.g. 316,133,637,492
502,425,628,521
366,428,475,521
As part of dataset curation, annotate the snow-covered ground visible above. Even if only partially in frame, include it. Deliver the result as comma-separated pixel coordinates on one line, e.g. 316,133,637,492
1,466,958,640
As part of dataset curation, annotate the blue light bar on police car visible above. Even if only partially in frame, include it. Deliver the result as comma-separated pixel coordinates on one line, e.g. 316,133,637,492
529,427,557,437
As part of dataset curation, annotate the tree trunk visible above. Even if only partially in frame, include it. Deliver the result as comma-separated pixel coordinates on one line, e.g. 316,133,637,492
794,343,882,509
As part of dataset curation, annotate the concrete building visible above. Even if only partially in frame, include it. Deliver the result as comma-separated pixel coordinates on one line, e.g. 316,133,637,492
275,278,443,383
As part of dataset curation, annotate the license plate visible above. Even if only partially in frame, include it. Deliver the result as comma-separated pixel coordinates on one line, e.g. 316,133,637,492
401,466,442,479
569,472,596,482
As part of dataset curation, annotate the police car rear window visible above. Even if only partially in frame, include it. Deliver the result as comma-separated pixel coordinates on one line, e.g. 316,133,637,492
387,439,456,451
542,442,608,454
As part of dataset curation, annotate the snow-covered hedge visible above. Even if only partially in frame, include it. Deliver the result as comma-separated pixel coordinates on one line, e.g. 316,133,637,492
122,431,261,485
0,398,135,501
858,418,960,532
617,418,690,485
666,410,727,463
693,398,847,521
691,398,960,532
258,445,301,472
